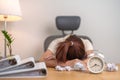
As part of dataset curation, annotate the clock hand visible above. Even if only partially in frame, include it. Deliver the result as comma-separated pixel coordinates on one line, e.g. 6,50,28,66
95,64,101,67
91,64,100,68
90,64,96,68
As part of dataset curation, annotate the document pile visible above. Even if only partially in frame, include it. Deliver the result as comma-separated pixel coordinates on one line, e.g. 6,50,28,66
0,55,47,78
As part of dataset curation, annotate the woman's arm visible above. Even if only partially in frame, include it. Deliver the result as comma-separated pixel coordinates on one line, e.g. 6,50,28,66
86,50,93,55
40,50,87,68
57,50,94,69
40,50,57,68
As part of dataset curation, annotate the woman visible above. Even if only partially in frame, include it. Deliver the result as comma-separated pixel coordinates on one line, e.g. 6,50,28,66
40,35,93,69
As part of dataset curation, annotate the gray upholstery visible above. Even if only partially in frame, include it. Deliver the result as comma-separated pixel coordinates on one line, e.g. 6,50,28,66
44,16,93,51
56,16,80,35
44,35,64,51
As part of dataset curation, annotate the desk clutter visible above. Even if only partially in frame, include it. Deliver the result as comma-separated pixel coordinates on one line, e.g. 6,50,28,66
55,62,118,72
0,55,47,78
55,62,86,71
55,52,118,73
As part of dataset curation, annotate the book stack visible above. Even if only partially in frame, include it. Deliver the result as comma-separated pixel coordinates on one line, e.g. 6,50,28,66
0,55,47,78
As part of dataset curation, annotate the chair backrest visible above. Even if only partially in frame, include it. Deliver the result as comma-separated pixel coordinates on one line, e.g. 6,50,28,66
56,16,80,35
44,16,93,51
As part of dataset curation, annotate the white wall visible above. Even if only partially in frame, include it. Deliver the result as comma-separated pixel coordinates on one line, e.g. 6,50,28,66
0,0,120,63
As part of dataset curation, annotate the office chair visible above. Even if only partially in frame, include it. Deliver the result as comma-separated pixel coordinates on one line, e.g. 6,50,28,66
44,16,92,51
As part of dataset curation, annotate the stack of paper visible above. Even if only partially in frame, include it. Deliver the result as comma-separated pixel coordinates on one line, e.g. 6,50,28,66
0,55,47,78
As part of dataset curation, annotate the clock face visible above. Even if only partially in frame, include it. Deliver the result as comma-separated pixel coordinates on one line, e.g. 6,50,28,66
87,56,105,73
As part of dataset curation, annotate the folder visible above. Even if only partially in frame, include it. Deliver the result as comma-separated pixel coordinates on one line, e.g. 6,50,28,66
0,57,35,72
0,55,20,69
0,62,47,78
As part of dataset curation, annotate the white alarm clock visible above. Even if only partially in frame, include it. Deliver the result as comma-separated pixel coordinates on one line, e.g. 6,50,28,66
87,52,105,73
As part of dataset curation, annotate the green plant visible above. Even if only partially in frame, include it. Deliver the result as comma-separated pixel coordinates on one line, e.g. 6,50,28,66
2,30,14,56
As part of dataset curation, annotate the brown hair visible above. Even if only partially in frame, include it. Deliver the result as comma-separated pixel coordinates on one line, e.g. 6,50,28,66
56,35,87,62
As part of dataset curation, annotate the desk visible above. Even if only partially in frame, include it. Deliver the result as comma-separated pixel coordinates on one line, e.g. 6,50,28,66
0,64,120,80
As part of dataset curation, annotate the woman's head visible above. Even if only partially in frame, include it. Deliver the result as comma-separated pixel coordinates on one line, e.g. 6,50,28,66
56,35,87,62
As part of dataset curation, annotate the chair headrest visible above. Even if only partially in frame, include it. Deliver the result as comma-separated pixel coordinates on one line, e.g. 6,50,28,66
56,16,81,31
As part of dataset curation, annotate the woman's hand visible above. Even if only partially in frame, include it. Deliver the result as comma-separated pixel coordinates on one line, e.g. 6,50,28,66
58,59,87,68
40,50,57,68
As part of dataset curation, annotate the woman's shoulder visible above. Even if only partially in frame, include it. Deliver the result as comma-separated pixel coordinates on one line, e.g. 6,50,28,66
52,34,71,42
80,38,93,51
80,38,93,47
80,38,90,43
